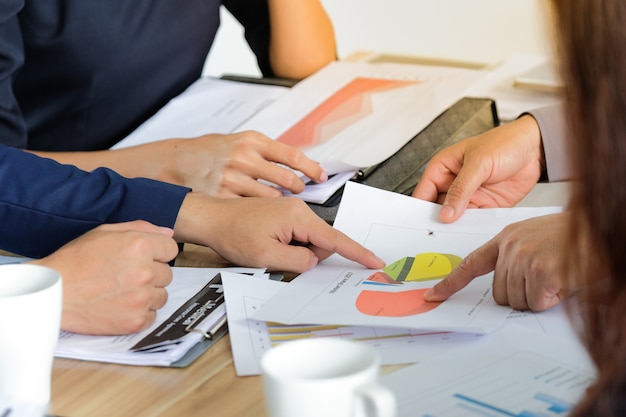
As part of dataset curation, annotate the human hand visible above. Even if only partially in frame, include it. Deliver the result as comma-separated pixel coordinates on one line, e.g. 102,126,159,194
31,221,179,335
147,130,327,198
423,213,569,311
174,193,385,273
413,115,545,223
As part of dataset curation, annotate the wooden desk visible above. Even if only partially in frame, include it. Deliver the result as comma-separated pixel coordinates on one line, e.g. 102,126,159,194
51,336,266,417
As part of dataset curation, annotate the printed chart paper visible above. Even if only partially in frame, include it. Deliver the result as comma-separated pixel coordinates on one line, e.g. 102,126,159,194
113,62,483,203
221,272,485,376
253,183,563,333
223,271,580,376
239,61,485,174
382,325,595,417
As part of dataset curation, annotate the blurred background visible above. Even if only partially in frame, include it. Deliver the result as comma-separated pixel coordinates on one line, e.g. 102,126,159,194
203,0,553,78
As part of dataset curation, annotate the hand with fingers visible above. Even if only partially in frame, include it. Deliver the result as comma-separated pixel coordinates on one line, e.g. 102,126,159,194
424,213,569,312
32,221,179,335
413,115,545,223
174,193,385,274
136,130,327,198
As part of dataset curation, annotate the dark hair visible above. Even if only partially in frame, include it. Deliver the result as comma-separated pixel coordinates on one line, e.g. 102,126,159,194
551,1,626,415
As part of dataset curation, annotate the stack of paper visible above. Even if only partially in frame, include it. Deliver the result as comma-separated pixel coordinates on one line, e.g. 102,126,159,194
54,267,267,367
222,183,579,376
251,182,562,331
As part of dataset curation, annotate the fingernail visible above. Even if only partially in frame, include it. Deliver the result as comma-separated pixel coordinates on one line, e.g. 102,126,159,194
319,171,328,182
423,288,434,299
440,204,455,220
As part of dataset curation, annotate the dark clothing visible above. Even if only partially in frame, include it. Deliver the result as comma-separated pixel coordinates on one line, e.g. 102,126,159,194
0,0,272,257
1,0,272,151
0,144,189,258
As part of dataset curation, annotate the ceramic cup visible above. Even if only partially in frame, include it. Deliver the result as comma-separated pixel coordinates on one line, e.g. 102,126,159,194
0,264,62,407
261,338,396,417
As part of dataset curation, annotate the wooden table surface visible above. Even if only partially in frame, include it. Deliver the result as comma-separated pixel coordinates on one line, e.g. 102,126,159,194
51,335,267,417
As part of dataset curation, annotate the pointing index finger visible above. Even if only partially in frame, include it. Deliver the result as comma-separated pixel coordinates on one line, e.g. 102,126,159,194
423,237,500,301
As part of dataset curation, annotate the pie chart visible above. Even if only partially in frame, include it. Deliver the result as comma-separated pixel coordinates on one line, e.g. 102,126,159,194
356,252,459,317
383,253,462,282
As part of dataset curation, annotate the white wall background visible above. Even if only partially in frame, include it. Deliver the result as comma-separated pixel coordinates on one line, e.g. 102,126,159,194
203,0,555,78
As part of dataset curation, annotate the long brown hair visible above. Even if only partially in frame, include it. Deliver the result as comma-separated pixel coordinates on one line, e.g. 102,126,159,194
552,0,626,415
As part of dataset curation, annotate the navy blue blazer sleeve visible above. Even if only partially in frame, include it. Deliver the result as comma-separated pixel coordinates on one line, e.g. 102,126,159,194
0,145,190,258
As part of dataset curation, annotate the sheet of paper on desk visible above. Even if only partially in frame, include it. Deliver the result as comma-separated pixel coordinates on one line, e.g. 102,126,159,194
252,183,563,333
111,77,289,149
54,267,267,367
279,169,357,204
223,272,580,376
221,271,487,376
382,325,595,417
237,61,485,175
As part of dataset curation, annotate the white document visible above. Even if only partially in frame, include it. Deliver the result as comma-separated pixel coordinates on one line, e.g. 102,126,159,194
113,62,483,204
222,272,487,377
505,304,581,343
253,183,563,334
54,267,266,366
279,169,358,204
239,61,485,175
223,271,580,376
112,77,289,149
382,325,595,417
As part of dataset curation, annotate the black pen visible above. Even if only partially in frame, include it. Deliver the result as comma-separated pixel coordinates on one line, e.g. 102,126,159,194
351,164,380,182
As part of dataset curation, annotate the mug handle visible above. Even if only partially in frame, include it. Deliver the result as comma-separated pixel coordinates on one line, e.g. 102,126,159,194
353,382,397,417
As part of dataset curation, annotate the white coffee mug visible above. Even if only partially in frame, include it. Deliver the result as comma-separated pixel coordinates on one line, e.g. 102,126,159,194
261,338,396,417
0,264,62,406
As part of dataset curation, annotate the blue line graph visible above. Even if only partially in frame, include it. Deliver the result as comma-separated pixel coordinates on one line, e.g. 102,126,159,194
449,391,572,417
534,393,572,413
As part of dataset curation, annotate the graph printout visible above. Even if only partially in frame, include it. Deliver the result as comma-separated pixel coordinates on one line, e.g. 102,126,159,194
239,61,484,174
253,183,563,333
382,325,596,417
221,272,485,376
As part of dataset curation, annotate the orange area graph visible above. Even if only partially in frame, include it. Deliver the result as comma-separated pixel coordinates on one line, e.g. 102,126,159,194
276,77,416,148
